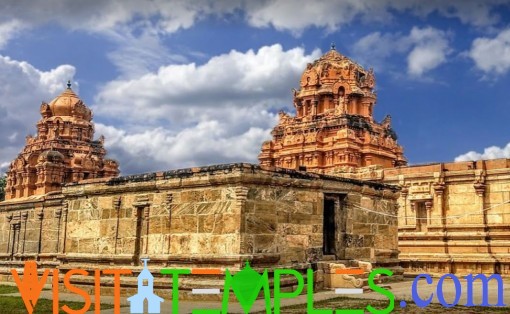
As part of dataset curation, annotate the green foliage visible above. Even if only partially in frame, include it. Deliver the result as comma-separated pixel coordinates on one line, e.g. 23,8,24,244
0,176,5,201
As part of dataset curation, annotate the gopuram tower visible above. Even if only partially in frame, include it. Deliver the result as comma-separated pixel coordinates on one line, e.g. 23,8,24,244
259,45,406,174
4,81,119,200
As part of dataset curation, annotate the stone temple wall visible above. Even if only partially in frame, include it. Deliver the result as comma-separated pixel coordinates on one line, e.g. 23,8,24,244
384,158,510,276
0,194,64,267
0,163,399,296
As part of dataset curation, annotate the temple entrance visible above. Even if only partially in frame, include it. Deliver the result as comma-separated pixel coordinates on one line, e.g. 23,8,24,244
323,194,346,259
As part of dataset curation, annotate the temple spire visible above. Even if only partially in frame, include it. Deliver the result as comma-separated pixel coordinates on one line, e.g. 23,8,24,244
330,42,336,51
67,80,72,89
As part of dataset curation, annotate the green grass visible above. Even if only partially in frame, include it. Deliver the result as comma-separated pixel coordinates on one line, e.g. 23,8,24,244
0,295,115,313
0,285,20,294
254,297,510,313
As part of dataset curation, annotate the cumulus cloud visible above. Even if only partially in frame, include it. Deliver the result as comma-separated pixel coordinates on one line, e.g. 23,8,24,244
406,27,452,76
469,28,510,75
96,122,272,174
0,0,506,45
245,0,506,34
245,0,385,35
0,1,503,77
455,143,510,161
0,20,26,49
0,56,75,174
92,44,321,174
352,26,451,77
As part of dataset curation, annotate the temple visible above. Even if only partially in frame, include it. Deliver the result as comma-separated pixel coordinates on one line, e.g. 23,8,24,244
0,79,401,297
259,45,406,173
260,46,510,276
1,45,510,299
4,82,119,199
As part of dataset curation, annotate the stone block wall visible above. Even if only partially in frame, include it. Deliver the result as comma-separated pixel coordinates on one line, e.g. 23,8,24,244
0,163,399,295
384,158,510,276
63,186,242,262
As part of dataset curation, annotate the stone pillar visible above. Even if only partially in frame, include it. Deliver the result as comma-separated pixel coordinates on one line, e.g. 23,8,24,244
312,98,318,116
143,206,150,255
425,200,433,230
59,201,69,254
6,214,13,255
55,206,62,255
21,212,28,254
400,186,408,226
165,193,173,255
474,183,486,225
13,222,21,256
36,206,44,258
410,201,417,227
235,186,249,260
432,183,445,227
113,197,121,255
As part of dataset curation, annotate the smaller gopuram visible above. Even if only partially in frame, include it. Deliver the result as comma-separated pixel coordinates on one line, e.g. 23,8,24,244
259,45,406,173
4,82,119,199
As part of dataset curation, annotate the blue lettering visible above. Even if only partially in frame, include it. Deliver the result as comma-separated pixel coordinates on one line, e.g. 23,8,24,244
437,274,461,308
465,274,506,307
412,274,433,308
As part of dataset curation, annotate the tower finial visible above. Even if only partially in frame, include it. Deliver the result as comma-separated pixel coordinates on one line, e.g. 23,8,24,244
67,80,72,89
331,42,336,51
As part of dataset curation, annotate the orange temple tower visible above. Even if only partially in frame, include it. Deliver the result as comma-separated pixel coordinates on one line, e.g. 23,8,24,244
4,81,119,200
259,45,406,173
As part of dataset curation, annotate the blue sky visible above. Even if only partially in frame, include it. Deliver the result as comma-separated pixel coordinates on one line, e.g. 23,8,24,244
1,0,510,175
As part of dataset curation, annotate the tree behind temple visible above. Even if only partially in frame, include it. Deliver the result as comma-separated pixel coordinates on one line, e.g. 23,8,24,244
0,176,5,201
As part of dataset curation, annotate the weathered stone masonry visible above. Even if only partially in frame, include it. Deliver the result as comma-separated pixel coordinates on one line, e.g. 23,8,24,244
0,163,399,296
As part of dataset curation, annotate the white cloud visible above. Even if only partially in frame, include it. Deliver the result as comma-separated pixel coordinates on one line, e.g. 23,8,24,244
96,122,272,174
0,20,25,49
0,0,506,46
104,26,188,78
0,55,76,174
351,31,409,70
245,0,382,35
352,26,451,77
245,0,507,34
92,44,321,174
94,44,320,125
469,28,510,75
455,143,510,161
406,27,451,76
0,0,503,77
391,0,506,27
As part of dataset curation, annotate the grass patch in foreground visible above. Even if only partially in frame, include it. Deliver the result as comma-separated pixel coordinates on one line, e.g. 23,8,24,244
0,295,114,314
255,296,510,313
0,285,21,295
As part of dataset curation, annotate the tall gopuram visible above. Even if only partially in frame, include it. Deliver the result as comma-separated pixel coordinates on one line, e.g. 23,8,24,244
4,82,119,200
259,46,406,173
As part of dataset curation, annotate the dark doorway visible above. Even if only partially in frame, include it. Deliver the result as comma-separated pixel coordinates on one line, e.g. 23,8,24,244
323,197,336,256
323,194,346,259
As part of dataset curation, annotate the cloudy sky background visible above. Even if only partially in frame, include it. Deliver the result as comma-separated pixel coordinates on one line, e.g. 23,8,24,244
1,0,510,175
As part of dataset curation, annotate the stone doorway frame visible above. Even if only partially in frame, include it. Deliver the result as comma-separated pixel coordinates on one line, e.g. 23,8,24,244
323,193,347,259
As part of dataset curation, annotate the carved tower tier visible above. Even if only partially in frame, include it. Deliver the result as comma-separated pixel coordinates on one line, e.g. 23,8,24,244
259,46,407,173
4,82,119,200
